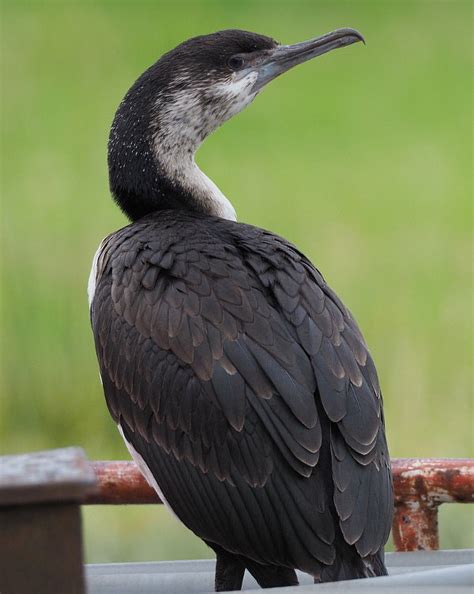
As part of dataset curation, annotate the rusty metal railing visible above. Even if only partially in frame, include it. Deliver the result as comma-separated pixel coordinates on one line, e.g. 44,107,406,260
86,458,474,553
391,458,473,551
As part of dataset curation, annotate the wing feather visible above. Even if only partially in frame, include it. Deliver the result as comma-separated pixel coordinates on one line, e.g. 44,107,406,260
90,213,392,572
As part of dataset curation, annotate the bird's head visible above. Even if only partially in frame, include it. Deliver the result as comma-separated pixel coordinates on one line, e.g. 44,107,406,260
109,28,364,221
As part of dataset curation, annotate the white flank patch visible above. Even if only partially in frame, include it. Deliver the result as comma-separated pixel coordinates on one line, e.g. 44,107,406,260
87,241,104,308
117,424,180,521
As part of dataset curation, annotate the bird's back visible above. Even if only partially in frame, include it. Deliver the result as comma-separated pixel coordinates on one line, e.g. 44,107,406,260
90,209,393,582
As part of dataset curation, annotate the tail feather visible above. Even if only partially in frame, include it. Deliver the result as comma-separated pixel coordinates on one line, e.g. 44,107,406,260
318,549,388,582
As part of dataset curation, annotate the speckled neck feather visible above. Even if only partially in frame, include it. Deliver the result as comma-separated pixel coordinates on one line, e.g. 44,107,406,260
148,75,259,222
107,33,271,222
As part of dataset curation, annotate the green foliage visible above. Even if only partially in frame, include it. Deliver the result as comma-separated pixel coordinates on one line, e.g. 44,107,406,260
1,0,472,561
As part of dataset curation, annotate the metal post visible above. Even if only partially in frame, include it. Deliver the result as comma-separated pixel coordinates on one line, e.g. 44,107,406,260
0,448,96,594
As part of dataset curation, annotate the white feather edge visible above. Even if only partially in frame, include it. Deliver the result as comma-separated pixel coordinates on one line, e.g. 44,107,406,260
117,424,180,521
87,241,104,308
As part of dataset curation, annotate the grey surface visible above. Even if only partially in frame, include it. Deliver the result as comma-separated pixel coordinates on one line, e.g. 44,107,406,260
86,549,474,593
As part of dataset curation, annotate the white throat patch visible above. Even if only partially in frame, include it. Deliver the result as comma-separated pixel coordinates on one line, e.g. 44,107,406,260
151,71,259,221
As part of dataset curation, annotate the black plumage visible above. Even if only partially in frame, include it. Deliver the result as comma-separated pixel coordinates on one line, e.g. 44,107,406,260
90,28,393,590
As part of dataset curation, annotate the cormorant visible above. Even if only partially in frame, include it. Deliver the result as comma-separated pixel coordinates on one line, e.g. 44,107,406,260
89,28,393,590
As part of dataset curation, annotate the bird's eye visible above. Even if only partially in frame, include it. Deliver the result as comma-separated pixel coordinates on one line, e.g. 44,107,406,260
228,56,245,71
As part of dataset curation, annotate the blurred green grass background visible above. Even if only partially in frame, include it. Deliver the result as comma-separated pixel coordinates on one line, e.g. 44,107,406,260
1,0,472,562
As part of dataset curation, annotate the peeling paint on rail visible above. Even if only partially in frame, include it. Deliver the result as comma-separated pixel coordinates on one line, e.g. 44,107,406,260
390,458,473,551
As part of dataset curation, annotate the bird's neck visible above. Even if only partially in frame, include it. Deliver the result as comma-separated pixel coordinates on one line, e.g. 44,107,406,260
154,151,236,221
108,89,236,223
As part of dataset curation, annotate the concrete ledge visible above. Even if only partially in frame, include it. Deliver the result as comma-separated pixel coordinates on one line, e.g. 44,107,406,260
86,549,474,593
